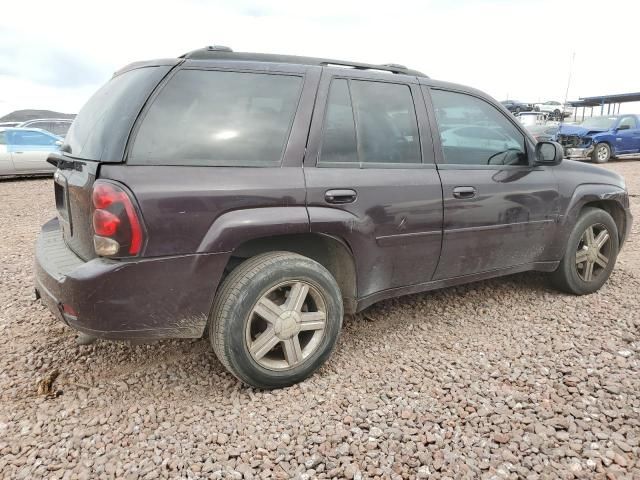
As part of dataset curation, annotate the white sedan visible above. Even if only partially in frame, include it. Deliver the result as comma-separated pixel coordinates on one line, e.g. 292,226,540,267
0,128,62,177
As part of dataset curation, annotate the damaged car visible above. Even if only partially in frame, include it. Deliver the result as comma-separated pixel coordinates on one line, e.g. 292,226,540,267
557,115,640,163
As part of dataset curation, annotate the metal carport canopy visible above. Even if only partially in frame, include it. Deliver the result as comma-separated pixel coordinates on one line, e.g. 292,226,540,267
568,91,640,120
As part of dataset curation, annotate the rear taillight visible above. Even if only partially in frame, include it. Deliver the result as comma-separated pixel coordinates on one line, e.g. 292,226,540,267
91,181,144,257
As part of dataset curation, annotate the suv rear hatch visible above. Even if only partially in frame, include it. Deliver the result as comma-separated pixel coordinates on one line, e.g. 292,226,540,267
52,63,174,260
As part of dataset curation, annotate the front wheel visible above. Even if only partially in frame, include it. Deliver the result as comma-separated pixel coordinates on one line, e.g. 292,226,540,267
591,143,611,163
210,252,343,389
550,207,619,295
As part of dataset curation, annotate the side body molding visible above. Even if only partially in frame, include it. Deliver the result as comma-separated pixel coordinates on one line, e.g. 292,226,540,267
197,207,310,253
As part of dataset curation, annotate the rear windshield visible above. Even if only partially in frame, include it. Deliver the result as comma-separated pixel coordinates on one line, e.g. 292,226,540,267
129,69,303,167
65,66,169,161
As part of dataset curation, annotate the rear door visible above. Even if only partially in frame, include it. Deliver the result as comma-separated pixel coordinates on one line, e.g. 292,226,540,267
304,69,443,299
424,86,559,279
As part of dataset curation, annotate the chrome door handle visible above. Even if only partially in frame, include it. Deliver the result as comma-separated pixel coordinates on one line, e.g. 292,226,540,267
325,189,357,204
453,186,477,199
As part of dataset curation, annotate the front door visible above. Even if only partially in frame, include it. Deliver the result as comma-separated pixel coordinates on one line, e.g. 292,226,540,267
615,116,640,153
424,87,560,280
304,70,443,299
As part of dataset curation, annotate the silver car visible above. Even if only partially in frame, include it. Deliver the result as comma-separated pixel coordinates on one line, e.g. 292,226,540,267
0,128,62,177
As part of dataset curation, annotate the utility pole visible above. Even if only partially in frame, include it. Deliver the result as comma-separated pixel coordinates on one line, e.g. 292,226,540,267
561,51,575,126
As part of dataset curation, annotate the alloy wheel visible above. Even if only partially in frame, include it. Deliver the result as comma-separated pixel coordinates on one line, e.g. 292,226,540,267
596,145,609,162
575,223,611,282
245,281,327,370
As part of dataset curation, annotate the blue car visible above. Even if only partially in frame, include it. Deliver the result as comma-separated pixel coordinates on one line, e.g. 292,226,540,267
556,115,640,163
0,127,62,177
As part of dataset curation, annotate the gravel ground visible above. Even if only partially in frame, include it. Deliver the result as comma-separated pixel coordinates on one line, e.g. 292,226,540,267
1,161,639,480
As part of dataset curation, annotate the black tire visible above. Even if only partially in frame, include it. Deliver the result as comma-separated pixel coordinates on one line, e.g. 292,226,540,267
550,207,619,295
210,252,343,389
591,143,611,163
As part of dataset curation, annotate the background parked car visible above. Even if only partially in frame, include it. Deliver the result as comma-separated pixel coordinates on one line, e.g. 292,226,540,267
516,111,547,127
0,121,21,128
556,114,640,163
535,100,574,120
18,119,73,137
526,124,559,142
500,100,537,114
0,128,61,177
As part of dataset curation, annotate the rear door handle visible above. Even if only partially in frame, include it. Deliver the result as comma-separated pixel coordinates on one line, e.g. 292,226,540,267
325,189,357,204
452,186,477,199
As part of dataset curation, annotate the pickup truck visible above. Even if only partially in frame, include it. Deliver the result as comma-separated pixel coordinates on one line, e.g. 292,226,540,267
556,115,640,163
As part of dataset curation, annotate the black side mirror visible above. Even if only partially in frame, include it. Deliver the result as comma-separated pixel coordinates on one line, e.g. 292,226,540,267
535,141,563,166
616,124,630,131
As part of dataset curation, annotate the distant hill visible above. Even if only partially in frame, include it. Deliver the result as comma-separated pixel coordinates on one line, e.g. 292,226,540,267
0,110,76,122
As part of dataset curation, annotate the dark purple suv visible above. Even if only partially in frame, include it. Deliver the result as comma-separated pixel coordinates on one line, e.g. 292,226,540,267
35,47,632,388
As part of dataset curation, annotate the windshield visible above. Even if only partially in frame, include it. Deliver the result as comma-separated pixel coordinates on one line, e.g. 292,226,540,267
579,116,617,129
65,66,169,161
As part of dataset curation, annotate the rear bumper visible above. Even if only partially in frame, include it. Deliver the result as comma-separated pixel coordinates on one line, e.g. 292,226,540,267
34,218,228,340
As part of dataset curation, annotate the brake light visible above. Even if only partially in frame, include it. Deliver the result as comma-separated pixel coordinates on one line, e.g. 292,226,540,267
91,181,144,256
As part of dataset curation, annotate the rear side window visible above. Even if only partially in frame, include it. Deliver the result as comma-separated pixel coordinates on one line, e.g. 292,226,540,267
319,79,421,165
431,89,527,166
319,79,358,163
0,132,5,145
65,66,169,161
130,70,303,166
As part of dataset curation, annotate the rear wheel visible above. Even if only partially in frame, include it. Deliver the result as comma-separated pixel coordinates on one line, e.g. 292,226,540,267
210,252,343,389
550,208,618,295
591,143,611,163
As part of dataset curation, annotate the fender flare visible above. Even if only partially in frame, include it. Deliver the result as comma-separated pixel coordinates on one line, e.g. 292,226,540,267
562,184,627,228
553,184,628,259
197,207,310,253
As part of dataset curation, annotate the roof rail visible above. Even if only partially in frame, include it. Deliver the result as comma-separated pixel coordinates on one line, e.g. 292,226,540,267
180,46,428,78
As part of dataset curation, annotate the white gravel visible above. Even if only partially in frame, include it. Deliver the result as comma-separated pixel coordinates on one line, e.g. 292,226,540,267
1,161,639,479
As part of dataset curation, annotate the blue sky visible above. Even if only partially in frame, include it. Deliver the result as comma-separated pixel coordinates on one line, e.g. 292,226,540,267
1,0,639,116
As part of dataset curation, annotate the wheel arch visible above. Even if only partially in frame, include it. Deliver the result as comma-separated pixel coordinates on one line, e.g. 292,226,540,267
562,185,629,249
226,233,358,314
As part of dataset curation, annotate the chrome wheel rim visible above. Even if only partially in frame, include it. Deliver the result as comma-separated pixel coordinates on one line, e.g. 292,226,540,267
597,146,608,162
575,223,611,282
245,281,327,371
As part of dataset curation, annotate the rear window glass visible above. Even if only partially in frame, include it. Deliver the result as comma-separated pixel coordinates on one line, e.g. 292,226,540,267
65,66,168,161
129,69,303,166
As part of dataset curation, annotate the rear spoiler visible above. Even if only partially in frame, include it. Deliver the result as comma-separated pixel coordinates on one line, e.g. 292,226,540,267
47,152,87,171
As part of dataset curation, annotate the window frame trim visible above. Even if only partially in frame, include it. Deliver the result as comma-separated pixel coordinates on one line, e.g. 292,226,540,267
314,73,433,169
125,66,308,168
425,86,536,168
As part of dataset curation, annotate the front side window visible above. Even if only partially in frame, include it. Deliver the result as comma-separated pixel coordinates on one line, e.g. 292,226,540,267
431,90,527,166
130,70,303,166
618,116,637,129
0,132,5,145
319,79,421,165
